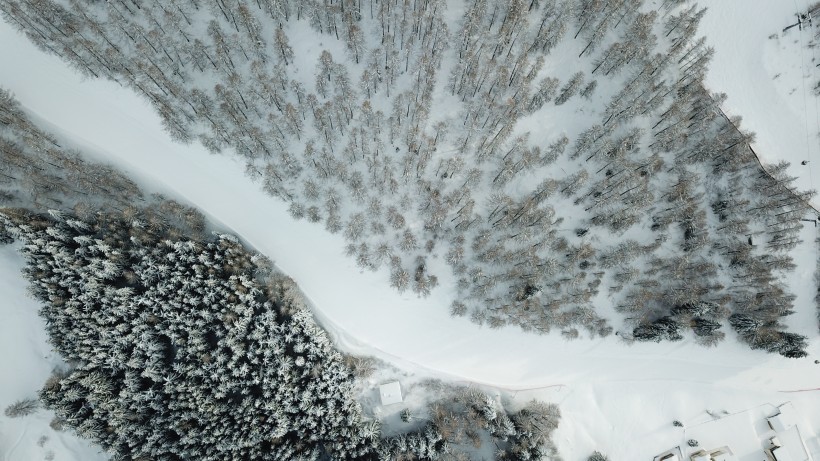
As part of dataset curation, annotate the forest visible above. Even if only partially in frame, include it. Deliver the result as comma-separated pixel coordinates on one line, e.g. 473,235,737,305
0,0,817,459
1,86,563,459
0,0,811,356
0,205,562,460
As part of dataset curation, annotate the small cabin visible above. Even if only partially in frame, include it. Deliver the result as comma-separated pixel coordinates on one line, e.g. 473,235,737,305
378,381,402,406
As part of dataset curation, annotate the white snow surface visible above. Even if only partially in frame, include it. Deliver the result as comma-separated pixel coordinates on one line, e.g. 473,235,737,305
1,2,820,459
701,0,820,209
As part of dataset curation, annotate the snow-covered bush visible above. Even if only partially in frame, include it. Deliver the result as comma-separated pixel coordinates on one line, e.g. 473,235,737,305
632,317,683,343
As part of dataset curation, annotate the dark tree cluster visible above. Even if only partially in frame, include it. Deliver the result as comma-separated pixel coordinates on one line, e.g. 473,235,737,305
1,207,565,460
588,451,609,461
1,208,382,460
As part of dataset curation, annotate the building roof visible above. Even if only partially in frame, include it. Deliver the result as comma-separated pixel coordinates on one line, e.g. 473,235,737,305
768,403,797,433
378,381,402,406
656,446,683,461
691,454,710,461
769,426,809,461
771,445,797,461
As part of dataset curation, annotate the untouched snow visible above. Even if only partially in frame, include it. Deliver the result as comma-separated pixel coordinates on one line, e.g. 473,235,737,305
1,4,820,459
0,245,108,461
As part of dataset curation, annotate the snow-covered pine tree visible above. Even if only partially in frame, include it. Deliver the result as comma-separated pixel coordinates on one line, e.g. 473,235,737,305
0,208,380,461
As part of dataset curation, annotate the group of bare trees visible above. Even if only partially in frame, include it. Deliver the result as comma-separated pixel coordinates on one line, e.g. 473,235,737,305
381,383,562,461
606,38,811,355
0,88,141,210
0,0,812,356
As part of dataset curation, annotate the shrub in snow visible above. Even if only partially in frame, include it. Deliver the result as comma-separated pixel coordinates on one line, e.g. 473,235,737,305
450,300,468,317
691,317,722,337
400,408,412,423
588,451,609,461
4,398,39,418
49,417,66,432
580,80,598,99
554,72,585,105
729,313,761,336
632,317,682,342
0,222,13,244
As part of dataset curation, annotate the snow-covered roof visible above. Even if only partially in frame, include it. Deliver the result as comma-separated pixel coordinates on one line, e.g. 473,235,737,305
769,426,810,461
771,446,796,461
691,454,710,461
768,405,796,433
378,381,402,406
712,452,738,461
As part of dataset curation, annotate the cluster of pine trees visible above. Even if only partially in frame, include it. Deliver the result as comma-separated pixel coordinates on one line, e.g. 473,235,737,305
0,206,564,460
1,208,383,459
0,0,812,355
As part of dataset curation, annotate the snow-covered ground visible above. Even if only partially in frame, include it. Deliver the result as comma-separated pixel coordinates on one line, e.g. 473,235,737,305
0,245,108,461
701,0,820,209
2,2,820,459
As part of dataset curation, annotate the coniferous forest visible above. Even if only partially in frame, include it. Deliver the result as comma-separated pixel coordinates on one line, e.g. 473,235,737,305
0,205,561,460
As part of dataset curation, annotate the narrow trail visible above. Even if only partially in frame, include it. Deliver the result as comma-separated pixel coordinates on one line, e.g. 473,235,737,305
4,425,28,461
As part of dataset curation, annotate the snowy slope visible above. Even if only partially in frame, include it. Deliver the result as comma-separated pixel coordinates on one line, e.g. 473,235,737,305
701,0,820,209
1,6,820,460
0,245,108,461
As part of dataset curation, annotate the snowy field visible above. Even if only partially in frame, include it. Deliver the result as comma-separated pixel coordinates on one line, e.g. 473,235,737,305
2,1,820,459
